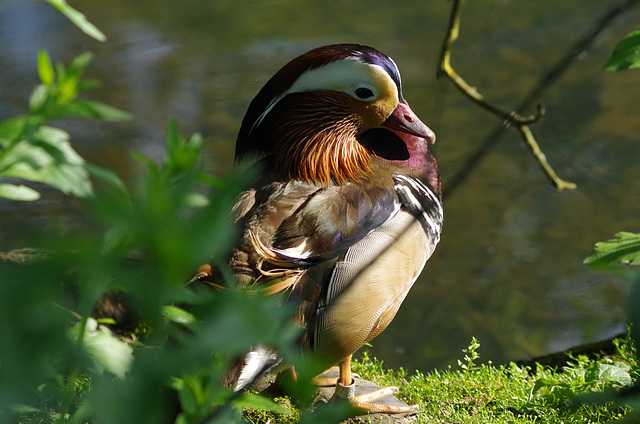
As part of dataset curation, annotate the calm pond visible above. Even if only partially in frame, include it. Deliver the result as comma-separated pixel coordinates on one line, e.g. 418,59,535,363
1,0,639,372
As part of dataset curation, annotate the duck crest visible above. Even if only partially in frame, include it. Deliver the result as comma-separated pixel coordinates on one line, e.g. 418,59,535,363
236,44,400,157
235,44,406,186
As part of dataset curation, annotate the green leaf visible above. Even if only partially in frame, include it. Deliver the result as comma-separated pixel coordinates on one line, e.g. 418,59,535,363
161,119,202,179
529,376,561,398
34,127,93,196
162,305,198,328
584,362,632,387
85,164,129,196
0,117,28,148
68,318,133,379
166,117,181,154
77,79,102,92
29,84,50,113
95,317,117,325
584,232,640,266
37,50,55,86
52,52,94,105
131,151,159,176
174,376,203,415
43,0,107,42
68,51,95,73
0,126,93,198
0,183,41,201
64,100,132,121
184,192,210,207
8,403,42,413
604,28,640,71
232,392,293,414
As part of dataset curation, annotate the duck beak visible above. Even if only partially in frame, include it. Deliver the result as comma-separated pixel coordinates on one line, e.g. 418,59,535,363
382,102,436,144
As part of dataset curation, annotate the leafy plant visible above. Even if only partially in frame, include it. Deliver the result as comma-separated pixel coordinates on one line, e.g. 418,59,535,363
0,15,345,422
0,50,130,201
68,317,134,379
1,115,347,423
530,355,633,401
458,337,481,375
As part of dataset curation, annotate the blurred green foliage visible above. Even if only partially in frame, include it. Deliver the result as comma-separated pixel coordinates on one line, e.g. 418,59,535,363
41,0,106,41
0,50,130,201
0,94,350,422
0,64,347,422
0,5,349,422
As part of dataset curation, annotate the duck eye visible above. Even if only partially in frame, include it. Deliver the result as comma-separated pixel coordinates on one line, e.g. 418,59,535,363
354,86,375,100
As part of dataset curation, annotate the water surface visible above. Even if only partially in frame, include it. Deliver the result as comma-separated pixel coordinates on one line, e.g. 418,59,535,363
1,0,638,372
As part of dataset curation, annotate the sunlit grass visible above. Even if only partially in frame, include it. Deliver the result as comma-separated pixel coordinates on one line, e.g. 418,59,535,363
240,336,637,424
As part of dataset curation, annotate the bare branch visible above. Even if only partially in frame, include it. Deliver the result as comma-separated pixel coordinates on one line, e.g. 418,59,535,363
519,125,577,191
438,0,576,190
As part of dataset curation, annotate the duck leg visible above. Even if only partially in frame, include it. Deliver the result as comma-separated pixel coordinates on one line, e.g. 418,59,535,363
330,355,417,414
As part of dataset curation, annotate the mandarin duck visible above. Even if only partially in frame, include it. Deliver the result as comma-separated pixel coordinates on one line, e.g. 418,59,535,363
200,43,443,413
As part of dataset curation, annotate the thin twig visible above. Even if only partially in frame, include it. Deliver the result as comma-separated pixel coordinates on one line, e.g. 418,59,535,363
519,125,576,191
438,0,579,191
437,0,544,126
441,0,640,198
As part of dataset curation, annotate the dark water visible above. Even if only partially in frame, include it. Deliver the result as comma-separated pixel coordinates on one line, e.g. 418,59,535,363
1,0,639,372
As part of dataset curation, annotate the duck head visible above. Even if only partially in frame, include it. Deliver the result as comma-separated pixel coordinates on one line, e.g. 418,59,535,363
235,44,436,187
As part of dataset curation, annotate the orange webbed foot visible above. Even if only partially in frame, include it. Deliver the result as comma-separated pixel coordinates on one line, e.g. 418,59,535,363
332,377,418,414
315,356,417,415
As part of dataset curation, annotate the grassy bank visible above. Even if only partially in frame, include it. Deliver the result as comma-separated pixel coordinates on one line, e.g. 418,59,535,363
7,335,638,423
245,337,638,424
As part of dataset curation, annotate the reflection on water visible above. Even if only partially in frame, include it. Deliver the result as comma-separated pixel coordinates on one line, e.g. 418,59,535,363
1,0,638,372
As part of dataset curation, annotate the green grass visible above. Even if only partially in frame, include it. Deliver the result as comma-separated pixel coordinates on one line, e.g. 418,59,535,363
245,336,638,424
351,354,627,423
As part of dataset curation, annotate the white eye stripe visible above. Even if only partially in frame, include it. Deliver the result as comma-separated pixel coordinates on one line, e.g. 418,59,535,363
251,59,396,133
287,59,385,95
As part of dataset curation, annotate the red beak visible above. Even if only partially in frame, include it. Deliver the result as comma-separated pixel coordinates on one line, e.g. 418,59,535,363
382,102,435,144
